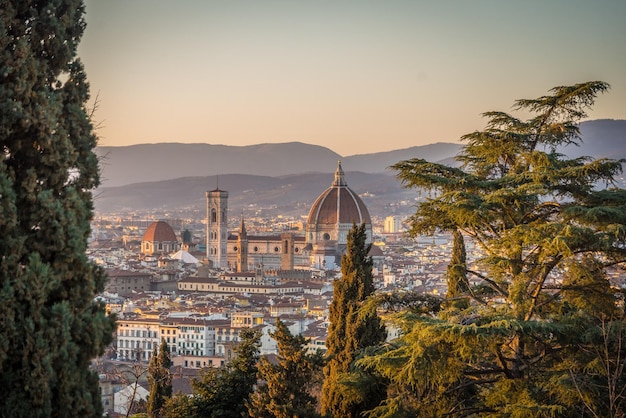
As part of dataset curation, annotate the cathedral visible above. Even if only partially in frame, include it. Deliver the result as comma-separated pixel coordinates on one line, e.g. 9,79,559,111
205,161,379,271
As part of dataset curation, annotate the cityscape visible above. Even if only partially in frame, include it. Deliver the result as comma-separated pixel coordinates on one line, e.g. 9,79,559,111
90,160,465,414
4,1,626,416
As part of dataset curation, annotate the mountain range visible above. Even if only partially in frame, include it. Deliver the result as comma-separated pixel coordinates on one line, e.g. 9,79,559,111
94,119,626,216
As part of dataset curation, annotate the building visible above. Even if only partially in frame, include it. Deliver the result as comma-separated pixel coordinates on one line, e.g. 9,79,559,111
116,317,161,361
305,161,374,269
205,161,376,271
141,220,179,256
206,188,229,268
105,269,153,297
384,216,402,233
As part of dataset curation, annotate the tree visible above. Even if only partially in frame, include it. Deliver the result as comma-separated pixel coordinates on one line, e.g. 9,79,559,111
357,81,626,416
445,229,469,310
0,1,115,416
321,223,387,417
148,339,173,418
247,318,324,418
163,327,261,418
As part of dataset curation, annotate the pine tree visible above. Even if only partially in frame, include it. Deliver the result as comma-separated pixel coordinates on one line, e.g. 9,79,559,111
0,1,115,416
148,339,173,418
320,223,387,417
356,81,626,416
247,318,323,418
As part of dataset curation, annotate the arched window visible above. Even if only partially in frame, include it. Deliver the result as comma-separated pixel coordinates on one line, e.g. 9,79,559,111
211,208,217,223
283,240,289,253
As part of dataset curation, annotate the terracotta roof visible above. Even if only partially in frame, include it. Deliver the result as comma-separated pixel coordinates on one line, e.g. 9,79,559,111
142,221,177,242
307,162,371,226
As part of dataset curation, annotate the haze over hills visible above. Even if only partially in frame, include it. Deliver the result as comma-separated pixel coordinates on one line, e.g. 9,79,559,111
94,119,626,216
95,141,461,188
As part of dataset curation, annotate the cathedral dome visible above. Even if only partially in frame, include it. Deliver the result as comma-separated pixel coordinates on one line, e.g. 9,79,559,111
306,161,372,248
143,221,177,243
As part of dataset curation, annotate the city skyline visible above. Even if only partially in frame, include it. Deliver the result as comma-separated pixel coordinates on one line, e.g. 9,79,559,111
80,0,626,156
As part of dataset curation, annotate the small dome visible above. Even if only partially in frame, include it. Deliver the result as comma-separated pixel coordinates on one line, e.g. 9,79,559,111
307,161,371,227
143,221,177,242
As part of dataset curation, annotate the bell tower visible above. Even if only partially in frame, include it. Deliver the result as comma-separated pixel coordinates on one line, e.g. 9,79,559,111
237,216,248,272
206,187,228,269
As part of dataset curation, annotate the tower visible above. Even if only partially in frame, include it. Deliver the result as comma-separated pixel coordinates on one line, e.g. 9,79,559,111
280,232,295,271
237,217,248,272
206,188,228,268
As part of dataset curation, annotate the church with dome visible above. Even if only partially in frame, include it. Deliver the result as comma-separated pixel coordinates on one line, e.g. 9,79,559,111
205,161,380,271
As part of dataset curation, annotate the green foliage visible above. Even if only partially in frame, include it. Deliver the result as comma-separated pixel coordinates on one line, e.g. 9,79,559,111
445,229,470,311
163,328,261,418
247,318,324,418
358,81,626,416
321,223,387,417
0,1,115,416
148,339,173,418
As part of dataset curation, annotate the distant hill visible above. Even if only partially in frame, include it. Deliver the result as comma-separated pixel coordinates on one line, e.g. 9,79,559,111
565,119,626,159
95,119,625,188
94,171,414,219
95,141,462,188
93,119,626,215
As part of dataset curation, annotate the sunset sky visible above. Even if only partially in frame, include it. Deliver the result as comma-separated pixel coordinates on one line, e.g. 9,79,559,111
79,0,626,156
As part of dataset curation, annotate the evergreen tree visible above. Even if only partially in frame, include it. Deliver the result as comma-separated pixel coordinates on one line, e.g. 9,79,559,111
357,81,626,416
148,339,173,418
321,223,387,417
0,1,115,416
164,327,261,418
445,229,469,310
247,318,323,418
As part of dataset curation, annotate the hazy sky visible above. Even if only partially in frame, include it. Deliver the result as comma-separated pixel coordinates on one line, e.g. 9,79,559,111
79,0,626,156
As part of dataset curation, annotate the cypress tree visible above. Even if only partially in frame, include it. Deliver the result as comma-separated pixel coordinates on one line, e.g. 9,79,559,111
147,338,173,418
320,223,386,418
0,1,115,416
247,318,323,418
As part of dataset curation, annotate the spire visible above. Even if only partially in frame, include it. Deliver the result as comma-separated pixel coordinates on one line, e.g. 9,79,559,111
333,160,347,187
239,214,247,238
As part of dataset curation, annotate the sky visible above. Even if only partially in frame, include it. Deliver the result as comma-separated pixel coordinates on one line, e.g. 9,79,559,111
79,0,626,156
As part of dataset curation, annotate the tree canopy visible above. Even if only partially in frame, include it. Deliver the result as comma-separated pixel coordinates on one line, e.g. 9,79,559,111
147,339,173,418
357,81,626,416
247,318,323,418
0,1,115,416
164,327,261,418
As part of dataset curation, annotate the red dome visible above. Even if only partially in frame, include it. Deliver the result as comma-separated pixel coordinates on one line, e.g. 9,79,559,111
142,221,177,242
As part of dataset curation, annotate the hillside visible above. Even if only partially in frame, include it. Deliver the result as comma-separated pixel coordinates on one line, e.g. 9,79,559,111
93,119,626,215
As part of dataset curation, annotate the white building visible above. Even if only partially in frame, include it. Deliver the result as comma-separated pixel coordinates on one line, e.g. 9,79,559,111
384,216,402,233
